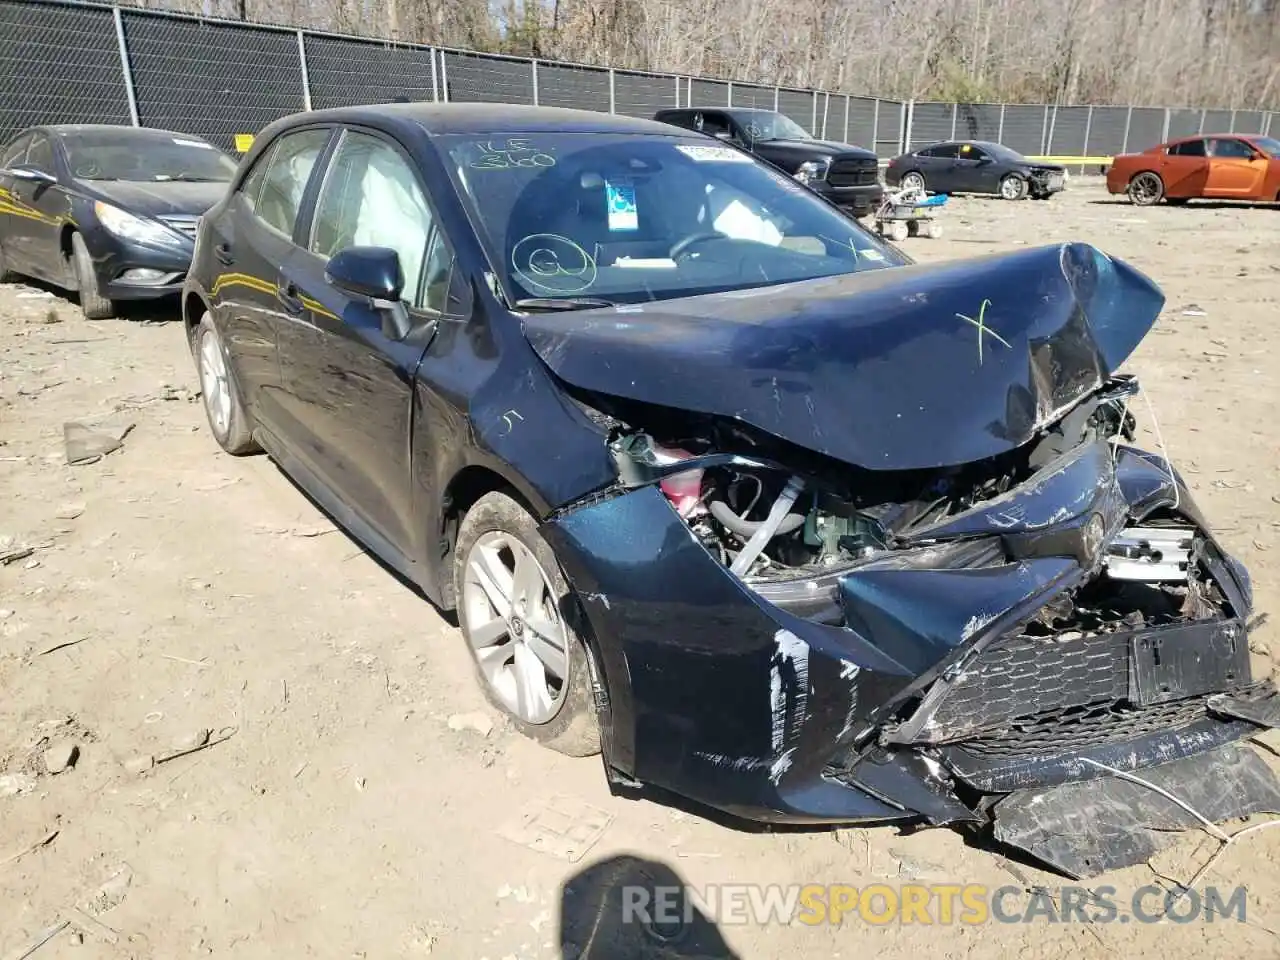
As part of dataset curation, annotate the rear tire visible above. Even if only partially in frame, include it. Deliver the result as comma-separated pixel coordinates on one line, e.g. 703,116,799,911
454,491,601,758
0,241,15,283
1128,172,1165,206
194,313,257,455
70,232,115,320
900,171,926,192
999,175,1028,201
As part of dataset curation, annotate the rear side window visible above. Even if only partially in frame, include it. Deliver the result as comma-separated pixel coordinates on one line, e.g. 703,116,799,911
254,128,330,237
1170,140,1206,157
929,144,960,160
1,134,31,167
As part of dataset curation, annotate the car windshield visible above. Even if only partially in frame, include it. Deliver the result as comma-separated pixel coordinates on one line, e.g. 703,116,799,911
64,132,237,182
442,133,905,307
734,113,812,142
1252,136,1280,155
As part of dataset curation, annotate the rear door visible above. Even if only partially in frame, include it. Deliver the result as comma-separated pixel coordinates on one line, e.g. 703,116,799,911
0,133,34,272
281,126,457,559
924,144,961,192
17,133,66,280
207,125,333,431
1161,139,1210,197
1204,137,1268,197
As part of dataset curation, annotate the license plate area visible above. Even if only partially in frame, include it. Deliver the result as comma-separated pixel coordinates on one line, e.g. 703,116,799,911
1129,621,1248,707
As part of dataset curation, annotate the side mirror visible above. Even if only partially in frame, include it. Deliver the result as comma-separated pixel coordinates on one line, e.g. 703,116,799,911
325,245,413,340
6,166,56,185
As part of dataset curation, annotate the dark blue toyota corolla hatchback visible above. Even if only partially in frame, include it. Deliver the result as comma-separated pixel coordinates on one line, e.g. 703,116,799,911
183,103,1274,878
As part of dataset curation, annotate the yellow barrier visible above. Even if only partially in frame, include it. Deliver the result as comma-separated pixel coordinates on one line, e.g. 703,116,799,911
1026,156,1113,165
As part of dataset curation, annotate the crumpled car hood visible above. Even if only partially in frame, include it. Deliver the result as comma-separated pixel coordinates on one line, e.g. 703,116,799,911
523,242,1165,471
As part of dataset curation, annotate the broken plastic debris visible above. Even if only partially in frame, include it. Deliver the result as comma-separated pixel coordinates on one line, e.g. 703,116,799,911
63,421,135,466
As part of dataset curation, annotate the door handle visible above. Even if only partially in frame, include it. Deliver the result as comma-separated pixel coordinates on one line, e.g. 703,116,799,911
276,279,305,315
214,242,234,265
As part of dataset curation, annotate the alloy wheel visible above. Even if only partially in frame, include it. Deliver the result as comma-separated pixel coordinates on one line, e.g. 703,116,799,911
199,329,232,438
461,531,569,724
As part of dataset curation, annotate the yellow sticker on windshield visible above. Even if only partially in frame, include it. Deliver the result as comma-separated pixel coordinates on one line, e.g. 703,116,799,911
234,133,255,153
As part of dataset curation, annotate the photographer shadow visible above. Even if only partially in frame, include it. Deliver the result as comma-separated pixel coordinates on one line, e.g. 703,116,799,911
558,854,742,959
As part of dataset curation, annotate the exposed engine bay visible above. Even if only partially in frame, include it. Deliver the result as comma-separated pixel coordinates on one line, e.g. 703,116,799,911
528,242,1278,880
596,374,1140,610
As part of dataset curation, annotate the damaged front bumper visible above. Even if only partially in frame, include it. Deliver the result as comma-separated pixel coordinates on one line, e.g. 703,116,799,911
542,439,1279,877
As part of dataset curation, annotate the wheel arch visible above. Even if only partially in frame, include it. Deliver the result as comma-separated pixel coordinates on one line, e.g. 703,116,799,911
436,462,545,610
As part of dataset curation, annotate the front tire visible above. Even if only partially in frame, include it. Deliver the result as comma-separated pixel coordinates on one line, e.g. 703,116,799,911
454,491,601,758
70,232,115,320
1128,172,1165,206
194,314,257,455
999,175,1028,201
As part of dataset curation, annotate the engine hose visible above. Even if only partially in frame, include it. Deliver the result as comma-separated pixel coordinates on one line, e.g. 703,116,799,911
728,476,807,577
708,496,806,538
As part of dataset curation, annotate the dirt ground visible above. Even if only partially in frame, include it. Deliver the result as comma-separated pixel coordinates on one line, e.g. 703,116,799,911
1,178,1279,959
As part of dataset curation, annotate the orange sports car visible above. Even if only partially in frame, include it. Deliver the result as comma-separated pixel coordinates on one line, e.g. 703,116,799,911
1106,133,1280,206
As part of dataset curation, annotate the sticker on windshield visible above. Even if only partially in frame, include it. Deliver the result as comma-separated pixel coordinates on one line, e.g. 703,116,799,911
172,137,213,149
861,249,886,262
605,180,638,232
676,144,752,164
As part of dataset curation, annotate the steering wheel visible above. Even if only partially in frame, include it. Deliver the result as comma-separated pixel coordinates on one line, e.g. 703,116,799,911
670,231,727,260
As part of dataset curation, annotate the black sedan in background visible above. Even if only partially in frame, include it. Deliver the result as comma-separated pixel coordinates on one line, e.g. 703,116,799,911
885,140,1066,200
0,124,237,318
180,102,1278,879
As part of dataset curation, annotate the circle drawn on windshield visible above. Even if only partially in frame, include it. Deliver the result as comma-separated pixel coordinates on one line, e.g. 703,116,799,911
511,234,597,294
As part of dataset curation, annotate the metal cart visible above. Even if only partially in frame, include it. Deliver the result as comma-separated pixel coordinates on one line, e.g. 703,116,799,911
874,186,948,241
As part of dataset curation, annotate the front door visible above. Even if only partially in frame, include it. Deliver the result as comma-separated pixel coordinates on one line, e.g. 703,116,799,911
282,127,455,561
951,143,987,192
5,132,63,281
1204,137,1268,197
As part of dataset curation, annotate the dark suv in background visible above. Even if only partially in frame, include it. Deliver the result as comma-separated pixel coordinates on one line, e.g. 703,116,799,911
653,107,883,218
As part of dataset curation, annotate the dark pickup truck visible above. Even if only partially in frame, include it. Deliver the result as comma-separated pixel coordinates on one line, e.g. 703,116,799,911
653,107,883,218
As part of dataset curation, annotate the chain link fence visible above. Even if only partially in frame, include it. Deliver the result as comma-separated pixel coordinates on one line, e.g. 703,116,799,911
1,0,1276,162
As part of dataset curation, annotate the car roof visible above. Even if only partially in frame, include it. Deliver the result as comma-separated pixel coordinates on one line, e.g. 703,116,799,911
284,103,680,138
41,124,214,142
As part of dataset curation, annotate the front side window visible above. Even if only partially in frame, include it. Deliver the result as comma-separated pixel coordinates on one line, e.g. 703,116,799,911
1208,137,1255,159
256,128,330,238
62,132,237,182
1252,136,1280,156
930,144,960,160
311,130,443,310
444,133,906,307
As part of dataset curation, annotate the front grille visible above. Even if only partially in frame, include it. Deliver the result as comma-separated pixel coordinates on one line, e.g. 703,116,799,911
910,617,1244,745
159,215,199,239
955,697,1214,759
827,158,879,188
